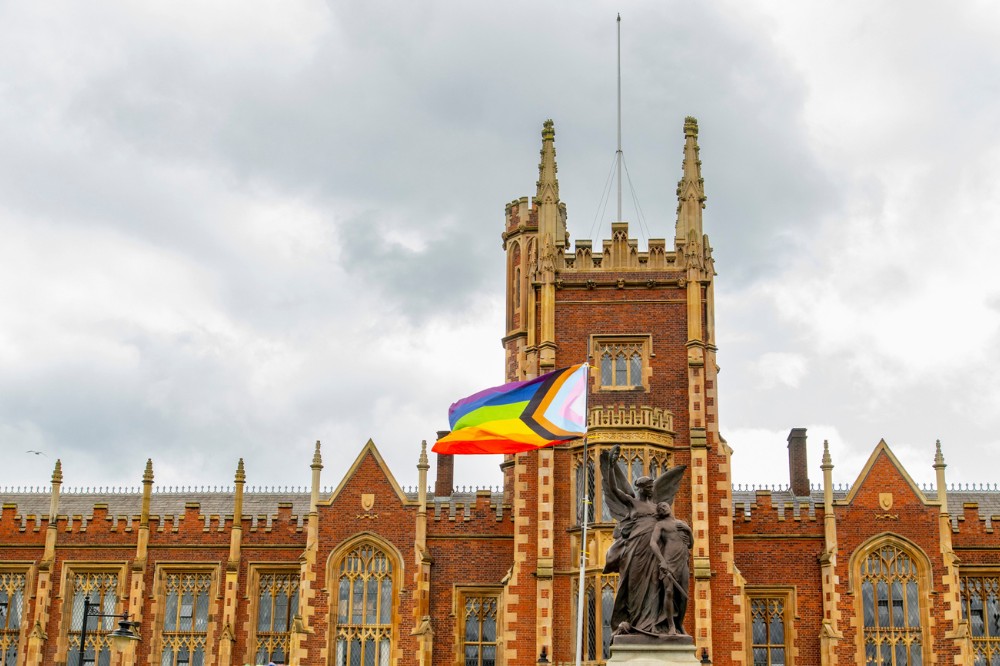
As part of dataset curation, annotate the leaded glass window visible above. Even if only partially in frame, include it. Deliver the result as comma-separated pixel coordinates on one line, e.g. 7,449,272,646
333,543,393,666
596,341,646,389
0,572,26,666
749,597,786,666
960,574,1000,666
860,545,923,666
462,595,498,666
572,575,617,664
66,572,119,666
159,573,211,666
255,572,300,665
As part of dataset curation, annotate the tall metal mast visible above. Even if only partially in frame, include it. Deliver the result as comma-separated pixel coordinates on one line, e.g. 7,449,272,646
616,13,623,222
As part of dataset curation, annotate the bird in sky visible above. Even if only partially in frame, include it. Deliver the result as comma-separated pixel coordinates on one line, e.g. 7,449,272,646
26,450,45,456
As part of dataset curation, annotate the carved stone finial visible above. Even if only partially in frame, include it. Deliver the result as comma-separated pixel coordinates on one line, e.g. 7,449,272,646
143,458,154,484
821,440,833,468
542,118,555,140
684,116,698,138
235,458,246,484
418,440,429,470
51,459,63,485
934,439,945,467
312,440,323,469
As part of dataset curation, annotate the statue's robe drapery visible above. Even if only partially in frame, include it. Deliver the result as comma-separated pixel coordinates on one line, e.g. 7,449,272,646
608,504,671,634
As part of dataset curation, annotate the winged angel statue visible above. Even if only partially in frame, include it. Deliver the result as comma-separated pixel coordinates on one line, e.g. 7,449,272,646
600,444,693,639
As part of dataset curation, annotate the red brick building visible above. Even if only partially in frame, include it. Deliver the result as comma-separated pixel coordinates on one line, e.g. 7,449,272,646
2,119,998,666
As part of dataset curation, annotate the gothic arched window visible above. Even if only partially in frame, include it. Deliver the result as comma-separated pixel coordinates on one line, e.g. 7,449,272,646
0,571,26,666
333,542,395,666
858,542,925,666
160,572,212,666
959,574,1000,665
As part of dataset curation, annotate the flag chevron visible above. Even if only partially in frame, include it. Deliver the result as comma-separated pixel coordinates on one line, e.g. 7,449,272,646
433,364,589,455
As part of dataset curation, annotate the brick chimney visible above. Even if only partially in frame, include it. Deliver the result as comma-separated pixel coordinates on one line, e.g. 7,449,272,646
787,428,810,497
434,430,454,497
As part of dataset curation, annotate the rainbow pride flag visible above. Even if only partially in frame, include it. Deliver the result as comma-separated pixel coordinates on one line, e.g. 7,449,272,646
433,364,588,455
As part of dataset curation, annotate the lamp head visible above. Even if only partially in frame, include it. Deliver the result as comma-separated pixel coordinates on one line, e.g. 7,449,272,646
108,618,140,653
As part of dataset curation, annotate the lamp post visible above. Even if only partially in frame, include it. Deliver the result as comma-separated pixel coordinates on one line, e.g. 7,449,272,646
699,647,712,665
77,597,140,666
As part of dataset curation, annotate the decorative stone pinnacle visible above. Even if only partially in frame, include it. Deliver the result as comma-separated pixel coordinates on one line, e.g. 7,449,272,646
934,439,945,467
418,440,429,469
821,440,832,467
684,116,699,138
312,440,323,469
51,459,63,485
542,118,555,140
235,458,246,484
143,458,154,484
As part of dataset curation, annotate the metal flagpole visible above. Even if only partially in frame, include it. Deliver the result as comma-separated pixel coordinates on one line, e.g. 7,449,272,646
574,361,592,666
574,433,589,666
616,13,622,223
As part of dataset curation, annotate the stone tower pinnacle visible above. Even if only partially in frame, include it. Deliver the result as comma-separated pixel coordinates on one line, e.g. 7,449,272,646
675,117,712,275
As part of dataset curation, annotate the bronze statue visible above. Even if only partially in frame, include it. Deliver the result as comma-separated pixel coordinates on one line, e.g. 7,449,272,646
600,445,691,640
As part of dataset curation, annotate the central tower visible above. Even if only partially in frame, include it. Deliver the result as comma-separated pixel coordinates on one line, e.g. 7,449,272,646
498,118,745,664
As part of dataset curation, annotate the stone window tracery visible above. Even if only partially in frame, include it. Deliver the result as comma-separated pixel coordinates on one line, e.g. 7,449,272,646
66,571,119,666
160,572,212,666
858,544,924,666
461,593,499,666
572,575,617,665
333,542,394,666
749,596,786,665
254,572,300,665
959,574,1000,665
0,571,26,666
591,336,651,391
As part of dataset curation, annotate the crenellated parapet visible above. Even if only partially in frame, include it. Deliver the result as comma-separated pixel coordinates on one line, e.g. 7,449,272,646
560,222,677,273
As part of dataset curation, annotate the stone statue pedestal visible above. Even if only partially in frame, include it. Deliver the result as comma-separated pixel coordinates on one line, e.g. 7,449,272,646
607,636,701,665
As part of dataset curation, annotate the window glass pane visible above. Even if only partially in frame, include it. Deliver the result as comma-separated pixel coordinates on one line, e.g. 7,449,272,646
352,579,363,624
465,611,479,642
861,581,874,627
338,577,350,624
630,352,642,386
615,352,627,386
258,588,273,632
465,645,479,666
877,581,889,627
600,352,612,386
482,610,496,642
274,590,289,632
349,638,362,666
195,589,209,632
379,638,390,666
907,580,920,627
482,645,496,666
335,638,346,666
752,613,766,644
161,647,173,666
379,577,392,625
179,592,193,631
891,581,904,627
752,647,767,666
895,641,907,666
363,638,375,666
365,578,378,624
770,606,784,644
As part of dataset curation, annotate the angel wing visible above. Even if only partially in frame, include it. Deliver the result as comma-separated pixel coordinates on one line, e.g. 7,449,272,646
599,449,635,523
652,464,687,506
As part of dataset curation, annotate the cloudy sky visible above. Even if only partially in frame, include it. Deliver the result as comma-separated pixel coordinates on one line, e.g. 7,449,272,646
2,1,998,494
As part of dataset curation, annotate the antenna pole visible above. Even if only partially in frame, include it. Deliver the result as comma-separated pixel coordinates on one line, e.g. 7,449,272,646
616,13,622,223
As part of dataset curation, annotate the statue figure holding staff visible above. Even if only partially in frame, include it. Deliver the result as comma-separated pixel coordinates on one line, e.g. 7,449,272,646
600,444,692,640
